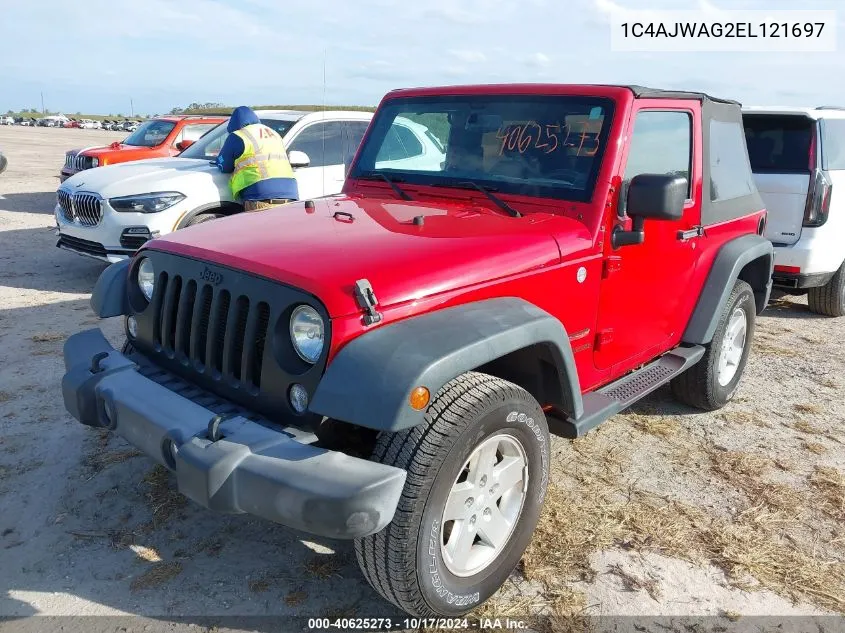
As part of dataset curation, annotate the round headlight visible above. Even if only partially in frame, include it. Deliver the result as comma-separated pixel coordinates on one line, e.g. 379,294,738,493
290,305,324,363
137,257,155,301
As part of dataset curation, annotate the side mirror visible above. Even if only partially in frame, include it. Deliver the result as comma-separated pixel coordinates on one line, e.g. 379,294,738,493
612,174,687,249
626,174,687,220
289,150,310,168
176,139,195,151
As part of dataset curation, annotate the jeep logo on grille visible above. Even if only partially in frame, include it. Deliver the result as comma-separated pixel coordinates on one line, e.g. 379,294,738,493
199,267,223,285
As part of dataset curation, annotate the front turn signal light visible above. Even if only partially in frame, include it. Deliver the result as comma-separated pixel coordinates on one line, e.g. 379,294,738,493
409,387,431,411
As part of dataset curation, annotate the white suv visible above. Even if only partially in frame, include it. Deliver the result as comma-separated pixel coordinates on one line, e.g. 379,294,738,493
55,110,394,263
743,106,845,316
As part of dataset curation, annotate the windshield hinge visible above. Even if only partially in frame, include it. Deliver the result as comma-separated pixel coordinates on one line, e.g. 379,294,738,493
354,279,383,326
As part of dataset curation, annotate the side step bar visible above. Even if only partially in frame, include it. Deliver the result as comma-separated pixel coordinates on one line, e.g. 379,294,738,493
556,345,705,439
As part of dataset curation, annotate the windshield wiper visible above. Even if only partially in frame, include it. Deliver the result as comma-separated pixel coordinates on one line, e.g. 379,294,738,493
433,181,521,218
357,172,412,201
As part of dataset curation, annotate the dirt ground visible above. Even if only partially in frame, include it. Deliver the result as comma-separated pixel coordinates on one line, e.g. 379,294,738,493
1,126,844,632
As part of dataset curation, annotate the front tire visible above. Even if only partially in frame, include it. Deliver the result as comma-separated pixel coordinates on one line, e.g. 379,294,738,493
184,212,223,228
807,263,845,317
671,279,756,411
355,372,550,617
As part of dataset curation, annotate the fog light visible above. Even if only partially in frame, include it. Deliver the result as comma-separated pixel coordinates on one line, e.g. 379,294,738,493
289,384,309,414
127,315,138,338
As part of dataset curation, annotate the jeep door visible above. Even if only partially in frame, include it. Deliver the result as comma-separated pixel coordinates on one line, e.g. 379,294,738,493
594,105,702,373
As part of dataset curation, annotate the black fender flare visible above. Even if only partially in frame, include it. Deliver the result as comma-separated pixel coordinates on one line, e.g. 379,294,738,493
90,259,130,318
175,201,243,230
683,234,773,345
310,297,583,432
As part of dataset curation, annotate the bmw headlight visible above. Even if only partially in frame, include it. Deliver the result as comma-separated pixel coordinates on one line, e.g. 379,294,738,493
110,192,185,213
290,305,324,363
137,257,155,301
91,157,99,167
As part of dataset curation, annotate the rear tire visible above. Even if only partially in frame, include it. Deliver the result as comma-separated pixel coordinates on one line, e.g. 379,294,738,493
184,213,223,228
354,372,550,617
671,280,756,411
807,263,845,317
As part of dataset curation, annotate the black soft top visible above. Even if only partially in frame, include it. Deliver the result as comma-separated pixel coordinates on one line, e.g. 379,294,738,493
609,85,761,224
621,85,741,106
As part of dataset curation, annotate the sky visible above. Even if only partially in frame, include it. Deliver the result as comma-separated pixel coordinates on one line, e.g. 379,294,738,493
1,0,843,115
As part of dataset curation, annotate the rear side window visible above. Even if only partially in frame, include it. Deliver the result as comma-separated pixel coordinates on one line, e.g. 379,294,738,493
710,120,756,202
743,114,813,173
623,110,692,198
821,119,845,170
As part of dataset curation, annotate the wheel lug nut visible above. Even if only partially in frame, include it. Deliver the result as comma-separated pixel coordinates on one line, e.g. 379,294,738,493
465,497,474,508
483,508,492,519
479,475,487,487
469,515,476,525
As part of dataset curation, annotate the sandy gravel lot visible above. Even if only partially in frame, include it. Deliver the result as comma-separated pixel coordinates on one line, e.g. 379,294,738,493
1,125,844,632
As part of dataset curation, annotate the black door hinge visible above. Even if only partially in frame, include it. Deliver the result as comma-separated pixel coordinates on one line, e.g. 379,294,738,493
354,279,383,326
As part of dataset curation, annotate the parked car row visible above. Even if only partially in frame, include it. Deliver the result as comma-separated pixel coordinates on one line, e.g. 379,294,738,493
99,119,143,131
1,116,44,126
53,83,845,621
0,115,146,129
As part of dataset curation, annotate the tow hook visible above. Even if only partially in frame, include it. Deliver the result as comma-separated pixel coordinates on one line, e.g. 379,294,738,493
90,352,109,374
354,279,383,326
207,413,235,442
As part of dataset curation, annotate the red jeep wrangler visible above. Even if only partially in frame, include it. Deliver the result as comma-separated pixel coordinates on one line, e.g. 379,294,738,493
62,84,772,617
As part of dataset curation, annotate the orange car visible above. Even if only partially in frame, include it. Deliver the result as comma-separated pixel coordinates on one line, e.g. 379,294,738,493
60,114,227,181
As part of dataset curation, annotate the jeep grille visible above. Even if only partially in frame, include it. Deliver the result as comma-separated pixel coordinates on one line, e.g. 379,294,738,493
130,251,329,423
152,274,271,390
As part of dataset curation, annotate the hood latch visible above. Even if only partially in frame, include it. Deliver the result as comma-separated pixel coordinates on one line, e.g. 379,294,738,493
354,279,383,326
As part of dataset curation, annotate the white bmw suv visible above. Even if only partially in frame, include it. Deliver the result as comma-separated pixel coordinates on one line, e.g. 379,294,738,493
743,106,845,316
55,109,445,263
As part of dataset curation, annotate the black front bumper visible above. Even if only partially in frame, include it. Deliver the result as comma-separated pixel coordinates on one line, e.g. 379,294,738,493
62,329,406,539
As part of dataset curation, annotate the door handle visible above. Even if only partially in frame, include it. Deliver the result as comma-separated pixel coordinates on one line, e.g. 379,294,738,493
677,226,705,241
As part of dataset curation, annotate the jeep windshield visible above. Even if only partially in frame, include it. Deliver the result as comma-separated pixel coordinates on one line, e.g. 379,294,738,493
123,120,176,147
179,118,297,160
350,95,615,202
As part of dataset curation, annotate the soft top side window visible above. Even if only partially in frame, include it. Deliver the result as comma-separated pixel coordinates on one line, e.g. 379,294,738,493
710,119,756,202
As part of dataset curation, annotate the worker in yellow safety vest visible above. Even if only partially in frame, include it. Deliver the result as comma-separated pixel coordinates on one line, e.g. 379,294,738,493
216,106,299,211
